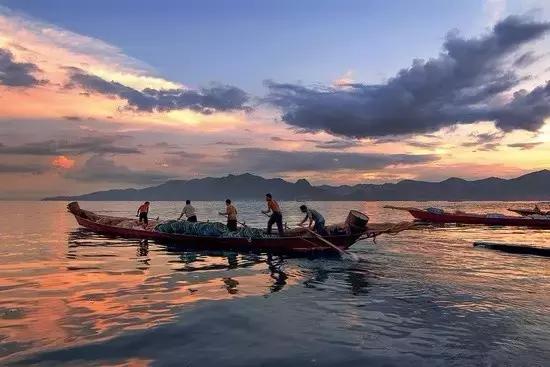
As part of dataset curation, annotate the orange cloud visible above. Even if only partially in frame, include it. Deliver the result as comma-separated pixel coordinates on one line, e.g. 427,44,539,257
0,7,250,130
52,155,75,169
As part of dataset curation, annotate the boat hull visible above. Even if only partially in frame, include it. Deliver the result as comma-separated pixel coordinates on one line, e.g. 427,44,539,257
408,209,550,228
508,208,549,216
72,211,362,254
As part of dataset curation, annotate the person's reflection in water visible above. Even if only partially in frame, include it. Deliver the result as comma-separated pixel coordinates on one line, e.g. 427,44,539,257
180,252,198,264
266,254,288,293
136,239,150,269
226,253,239,269
302,264,369,295
303,266,329,289
346,269,370,295
223,277,239,294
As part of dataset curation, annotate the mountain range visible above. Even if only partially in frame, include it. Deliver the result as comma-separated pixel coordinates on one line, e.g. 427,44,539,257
43,169,550,201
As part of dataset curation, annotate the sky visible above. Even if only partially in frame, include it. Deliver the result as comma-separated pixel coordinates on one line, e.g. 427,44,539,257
0,0,549,199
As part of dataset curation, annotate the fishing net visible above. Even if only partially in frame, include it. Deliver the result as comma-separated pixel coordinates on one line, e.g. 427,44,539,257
426,207,445,214
154,220,277,239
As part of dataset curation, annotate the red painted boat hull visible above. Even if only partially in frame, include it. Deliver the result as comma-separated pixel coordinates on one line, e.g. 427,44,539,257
408,209,550,228
71,209,363,254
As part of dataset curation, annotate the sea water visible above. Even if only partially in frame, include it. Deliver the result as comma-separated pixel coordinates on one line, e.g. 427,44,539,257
0,201,549,366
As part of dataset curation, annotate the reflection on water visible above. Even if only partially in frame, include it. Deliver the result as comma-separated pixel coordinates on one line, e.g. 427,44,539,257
0,201,549,366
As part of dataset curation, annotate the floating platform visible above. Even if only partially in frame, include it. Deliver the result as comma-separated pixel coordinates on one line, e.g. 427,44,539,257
473,241,550,257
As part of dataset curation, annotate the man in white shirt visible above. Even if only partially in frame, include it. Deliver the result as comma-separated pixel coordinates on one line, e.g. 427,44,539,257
178,200,197,222
299,204,327,235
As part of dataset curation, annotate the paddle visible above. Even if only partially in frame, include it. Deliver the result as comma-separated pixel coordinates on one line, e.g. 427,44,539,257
262,211,357,260
303,227,358,261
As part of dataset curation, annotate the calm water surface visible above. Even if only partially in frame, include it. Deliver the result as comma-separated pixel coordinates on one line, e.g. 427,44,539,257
0,201,549,366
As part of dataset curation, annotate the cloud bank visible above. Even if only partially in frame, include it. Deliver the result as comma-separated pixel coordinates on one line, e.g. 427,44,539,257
66,155,175,184
0,162,47,174
0,136,140,155
224,148,439,173
265,16,550,138
0,48,44,87
68,69,250,114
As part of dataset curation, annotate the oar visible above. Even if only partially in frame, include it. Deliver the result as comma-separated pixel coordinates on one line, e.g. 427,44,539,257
262,212,355,259
304,228,358,261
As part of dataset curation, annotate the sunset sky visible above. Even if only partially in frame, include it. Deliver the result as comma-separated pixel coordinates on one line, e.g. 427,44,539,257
1,0,549,199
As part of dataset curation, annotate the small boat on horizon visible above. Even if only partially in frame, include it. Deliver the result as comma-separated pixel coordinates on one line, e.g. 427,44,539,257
68,202,414,254
508,206,549,216
385,205,550,228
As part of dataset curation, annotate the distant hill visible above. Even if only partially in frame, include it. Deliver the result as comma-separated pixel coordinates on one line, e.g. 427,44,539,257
43,170,550,201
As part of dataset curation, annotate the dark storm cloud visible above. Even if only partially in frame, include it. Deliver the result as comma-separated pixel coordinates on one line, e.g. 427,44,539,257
0,136,141,155
66,155,175,184
68,70,250,114
224,148,438,173
488,81,550,131
264,16,550,138
0,162,47,174
507,141,543,150
0,48,45,87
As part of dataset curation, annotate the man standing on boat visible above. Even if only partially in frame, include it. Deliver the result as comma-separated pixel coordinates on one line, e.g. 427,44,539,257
137,201,150,226
219,199,238,231
262,193,284,235
299,205,327,235
178,200,197,222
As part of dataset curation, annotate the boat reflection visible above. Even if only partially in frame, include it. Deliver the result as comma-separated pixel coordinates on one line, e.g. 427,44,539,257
0,229,306,359
67,228,295,295
67,229,367,298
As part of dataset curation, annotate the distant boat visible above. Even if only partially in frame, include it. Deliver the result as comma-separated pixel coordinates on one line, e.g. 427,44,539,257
385,205,550,228
508,207,549,216
68,202,413,254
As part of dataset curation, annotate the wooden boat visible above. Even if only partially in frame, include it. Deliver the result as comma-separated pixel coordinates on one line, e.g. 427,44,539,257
68,202,413,254
508,208,549,216
385,205,550,228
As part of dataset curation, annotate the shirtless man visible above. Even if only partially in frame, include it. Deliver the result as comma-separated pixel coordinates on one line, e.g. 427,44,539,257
219,199,238,231
262,193,284,235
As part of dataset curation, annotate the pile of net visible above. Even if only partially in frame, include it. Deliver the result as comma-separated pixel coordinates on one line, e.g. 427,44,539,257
154,220,277,239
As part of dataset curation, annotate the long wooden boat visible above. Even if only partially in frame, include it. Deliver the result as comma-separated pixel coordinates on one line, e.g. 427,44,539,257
385,205,550,228
68,202,413,254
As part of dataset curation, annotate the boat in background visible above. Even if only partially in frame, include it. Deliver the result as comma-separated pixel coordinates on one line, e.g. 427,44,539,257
68,202,414,254
508,207,549,216
385,205,550,228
